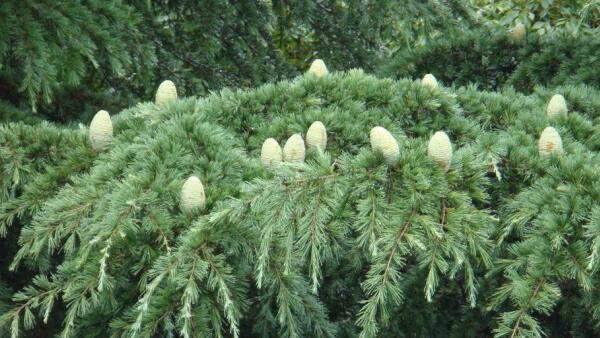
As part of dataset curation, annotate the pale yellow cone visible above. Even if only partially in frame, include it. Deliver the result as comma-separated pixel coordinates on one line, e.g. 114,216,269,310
546,94,567,118
307,59,328,77
89,110,113,151
422,74,438,89
306,121,327,151
283,134,306,163
155,80,178,105
510,23,526,43
261,138,283,169
370,126,400,166
180,176,206,212
427,131,452,172
538,127,563,156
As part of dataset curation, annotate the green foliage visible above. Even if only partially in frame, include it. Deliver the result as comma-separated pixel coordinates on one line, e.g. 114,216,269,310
0,101,40,125
271,0,475,71
0,0,154,121
2,70,600,337
5,2,600,337
131,0,286,98
118,0,478,105
1,0,478,123
381,28,520,91
381,27,600,92
472,0,600,35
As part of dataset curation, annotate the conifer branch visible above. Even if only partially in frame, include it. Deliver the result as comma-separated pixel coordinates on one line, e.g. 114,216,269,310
508,277,545,338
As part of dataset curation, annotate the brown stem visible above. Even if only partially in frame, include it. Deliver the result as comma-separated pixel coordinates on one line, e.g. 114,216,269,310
382,212,416,284
386,167,394,204
509,277,545,338
440,197,447,230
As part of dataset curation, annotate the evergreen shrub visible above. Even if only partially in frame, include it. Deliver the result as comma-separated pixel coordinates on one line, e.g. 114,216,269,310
1,70,600,337
382,28,600,92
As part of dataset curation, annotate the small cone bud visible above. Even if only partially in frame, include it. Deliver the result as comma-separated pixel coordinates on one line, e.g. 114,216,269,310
510,23,526,43
89,110,113,151
180,176,206,212
370,126,400,166
422,74,438,89
538,127,563,156
283,134,306,163
307,59,328,77
306,121,327,151
155,80,178,105
546,94,567,118
427,131,452,172
261,138,283,169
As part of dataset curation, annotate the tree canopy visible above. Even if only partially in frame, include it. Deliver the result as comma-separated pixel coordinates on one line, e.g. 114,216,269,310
2,1,600,337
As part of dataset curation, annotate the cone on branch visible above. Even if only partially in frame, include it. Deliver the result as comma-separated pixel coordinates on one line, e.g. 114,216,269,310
509,23,526,43
306,121,327,151
422,74,438,89
180,175,206,213
155,80,178,105
89,110,113,151
261,138,283,169
546,94,567,118
283,134,306,163
538,127,563,156
370,126,400,166
307,59,328,77
427,131,452,172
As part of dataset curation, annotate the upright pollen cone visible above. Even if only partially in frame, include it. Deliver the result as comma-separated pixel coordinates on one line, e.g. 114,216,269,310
427,131,452,172
283,134,306,163
370,126,400,166
180,176,206,213
89,110,113,151
307,59,328,77
538,127,563,156
261,138,283,169
155,80,178,105
422,74,438,89
306,121,327,151
546,94,567,117
510,23,526,43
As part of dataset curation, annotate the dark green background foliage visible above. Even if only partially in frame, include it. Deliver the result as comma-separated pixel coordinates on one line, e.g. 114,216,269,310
271,0,474,71
381,27,600,92
0,0,154,122
134,0,286,98
473,0,600,35
0,0,474,123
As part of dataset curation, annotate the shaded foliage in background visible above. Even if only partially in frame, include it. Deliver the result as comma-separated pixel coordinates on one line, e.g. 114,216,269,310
271,0,475,71
381,28,600,92
472,0,600,35
133,0,287,99
0,0,154,122
0,0,476,123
